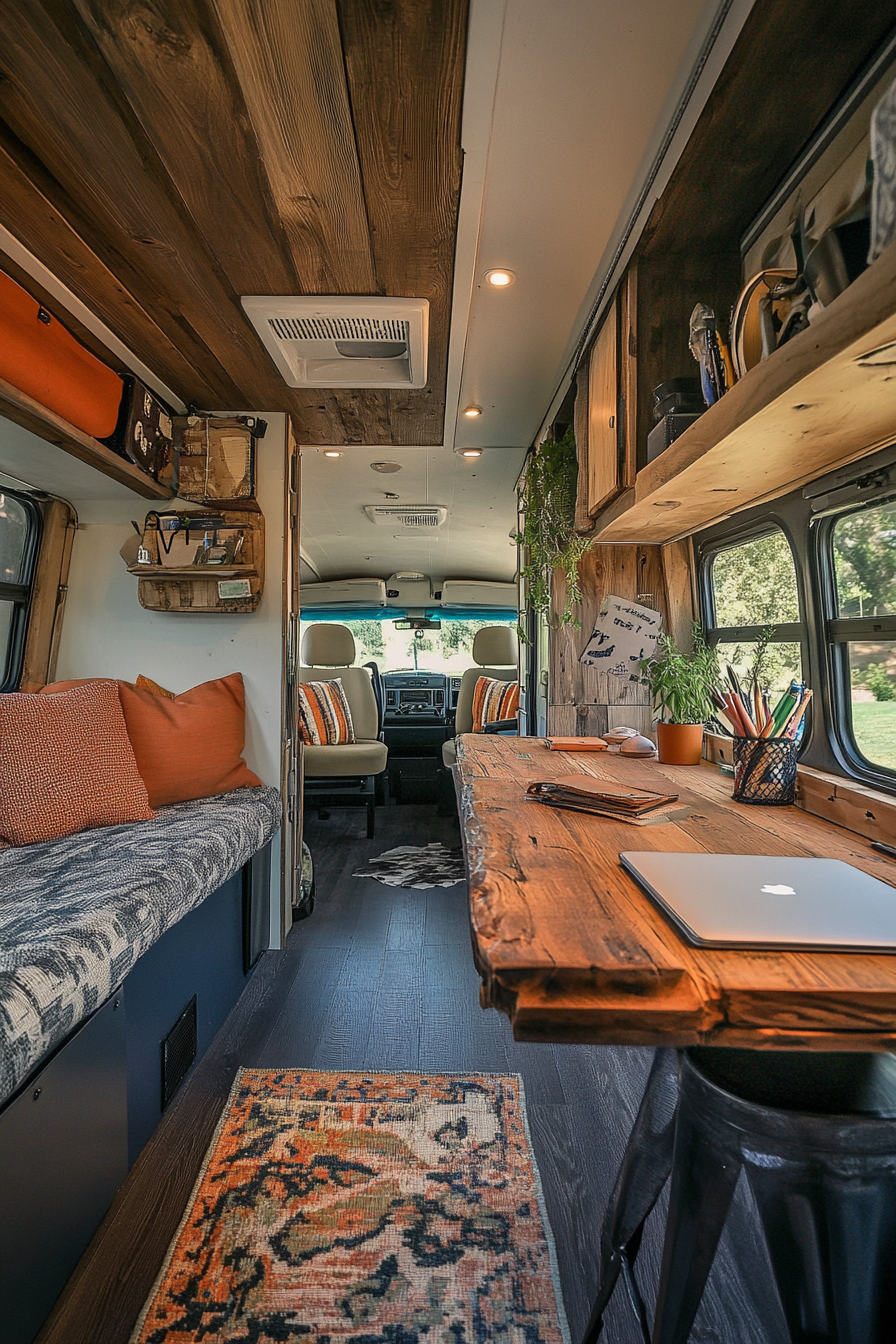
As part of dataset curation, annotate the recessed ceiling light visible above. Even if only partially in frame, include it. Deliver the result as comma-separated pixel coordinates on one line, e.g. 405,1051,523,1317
323,449,343,458
462,405,482,419
370,461,402,473
485,269,515,287
458,447,482,458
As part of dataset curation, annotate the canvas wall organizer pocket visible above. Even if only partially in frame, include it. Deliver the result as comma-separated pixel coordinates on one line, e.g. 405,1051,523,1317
128,504,265,614
175,415,266,503
125,413,267,615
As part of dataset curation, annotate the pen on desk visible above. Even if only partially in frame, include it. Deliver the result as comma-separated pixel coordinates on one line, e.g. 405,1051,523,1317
872,841,896,860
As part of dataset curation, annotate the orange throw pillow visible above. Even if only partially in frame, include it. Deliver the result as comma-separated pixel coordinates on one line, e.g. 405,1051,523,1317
0,681,154,846
135,674,176,700
116,672,262,807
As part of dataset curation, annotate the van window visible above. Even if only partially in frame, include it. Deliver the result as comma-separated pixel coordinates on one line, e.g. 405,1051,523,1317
831,500,896,772
300,614,517,676
0,489,41,690
707,528,803,696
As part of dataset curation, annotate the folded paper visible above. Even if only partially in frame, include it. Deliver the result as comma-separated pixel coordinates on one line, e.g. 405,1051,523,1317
579,595,663,678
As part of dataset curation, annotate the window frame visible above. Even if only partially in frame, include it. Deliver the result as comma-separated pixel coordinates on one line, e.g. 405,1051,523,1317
814,490,896,789
698,518,808,735
695,442,896,794
0,488,43,692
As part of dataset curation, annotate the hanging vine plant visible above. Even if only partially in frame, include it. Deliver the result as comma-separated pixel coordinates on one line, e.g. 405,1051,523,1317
516,426,592,629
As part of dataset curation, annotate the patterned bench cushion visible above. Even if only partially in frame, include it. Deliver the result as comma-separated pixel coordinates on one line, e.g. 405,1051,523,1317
0,786,281,1107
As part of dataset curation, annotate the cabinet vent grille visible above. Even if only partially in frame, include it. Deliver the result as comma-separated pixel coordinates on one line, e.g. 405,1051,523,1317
161,995,197,1109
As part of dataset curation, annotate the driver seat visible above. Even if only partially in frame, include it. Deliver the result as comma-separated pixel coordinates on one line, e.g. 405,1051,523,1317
442,626,519,767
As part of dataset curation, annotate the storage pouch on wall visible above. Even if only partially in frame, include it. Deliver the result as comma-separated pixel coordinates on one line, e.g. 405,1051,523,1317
103,376,179,492
176,417,261,502
0,271,124,437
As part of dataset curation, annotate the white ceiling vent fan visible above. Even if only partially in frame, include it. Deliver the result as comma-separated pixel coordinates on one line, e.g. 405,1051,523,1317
240,296,429,388
364,504,447,530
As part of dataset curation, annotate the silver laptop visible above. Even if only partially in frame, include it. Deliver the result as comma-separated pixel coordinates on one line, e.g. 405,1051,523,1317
620,852,896,953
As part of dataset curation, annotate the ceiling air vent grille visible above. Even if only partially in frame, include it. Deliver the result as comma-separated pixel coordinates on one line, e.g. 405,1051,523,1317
241,296,429,388
364,505,447,530
269,315,410,343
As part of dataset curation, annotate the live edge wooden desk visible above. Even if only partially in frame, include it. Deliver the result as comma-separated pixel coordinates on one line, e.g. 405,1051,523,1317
453,734,896,1052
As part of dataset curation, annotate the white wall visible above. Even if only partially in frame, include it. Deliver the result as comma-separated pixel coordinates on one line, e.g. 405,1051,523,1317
55,414,286,941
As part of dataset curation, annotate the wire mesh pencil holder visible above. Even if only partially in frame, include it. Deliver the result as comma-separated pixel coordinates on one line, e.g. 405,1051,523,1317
732,737,798,805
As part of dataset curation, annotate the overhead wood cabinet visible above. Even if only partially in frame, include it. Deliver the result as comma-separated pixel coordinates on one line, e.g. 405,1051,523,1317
582,0,896,544
574,273,637,529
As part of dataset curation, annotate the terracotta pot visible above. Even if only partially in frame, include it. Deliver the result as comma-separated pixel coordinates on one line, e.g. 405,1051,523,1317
656,722,704,765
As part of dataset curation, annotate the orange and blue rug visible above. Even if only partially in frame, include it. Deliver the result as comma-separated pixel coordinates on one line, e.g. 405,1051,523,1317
132,1069,570,1343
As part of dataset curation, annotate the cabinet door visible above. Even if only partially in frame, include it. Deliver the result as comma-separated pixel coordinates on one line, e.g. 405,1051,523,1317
0,993,128,1344
586,303,619,514
574,271,637,529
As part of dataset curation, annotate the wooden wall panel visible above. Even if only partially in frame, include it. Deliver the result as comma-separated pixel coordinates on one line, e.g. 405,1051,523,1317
19,498,77,692
660,538,696,649
0,0,468,443
0,3,283,406
209,0,378,293
71,0,301,297
547,544,667,737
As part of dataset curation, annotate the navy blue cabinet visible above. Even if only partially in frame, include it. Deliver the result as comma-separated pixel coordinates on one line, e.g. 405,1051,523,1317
0,993,128,1344
125,865,247,1164
0,843,271,1344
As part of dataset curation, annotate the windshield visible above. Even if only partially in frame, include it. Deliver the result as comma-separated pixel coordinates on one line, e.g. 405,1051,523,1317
300,615,518,675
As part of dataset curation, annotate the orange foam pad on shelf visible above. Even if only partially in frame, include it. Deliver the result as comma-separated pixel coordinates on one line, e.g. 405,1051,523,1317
0,270,123,438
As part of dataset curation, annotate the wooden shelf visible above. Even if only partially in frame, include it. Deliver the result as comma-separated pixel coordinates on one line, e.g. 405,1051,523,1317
0,376,174,501
594,238,896,544
127,565,256,578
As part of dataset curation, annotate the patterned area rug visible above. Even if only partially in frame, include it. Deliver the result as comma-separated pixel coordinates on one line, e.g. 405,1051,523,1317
132,1069,570,1344
352,842,466,889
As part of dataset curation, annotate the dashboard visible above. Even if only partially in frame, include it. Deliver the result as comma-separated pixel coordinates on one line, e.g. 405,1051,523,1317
382,671,462,724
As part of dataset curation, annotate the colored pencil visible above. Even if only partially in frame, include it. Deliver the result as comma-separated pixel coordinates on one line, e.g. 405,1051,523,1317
711,678,810,740
783,689,812,739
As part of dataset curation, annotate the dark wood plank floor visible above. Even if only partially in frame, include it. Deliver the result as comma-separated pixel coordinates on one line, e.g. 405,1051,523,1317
38,804,787,1344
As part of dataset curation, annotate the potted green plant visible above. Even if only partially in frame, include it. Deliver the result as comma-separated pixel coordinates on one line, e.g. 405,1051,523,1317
641,624,719,764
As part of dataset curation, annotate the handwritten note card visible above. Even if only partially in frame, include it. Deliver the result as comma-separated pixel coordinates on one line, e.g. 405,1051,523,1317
579,595,663,679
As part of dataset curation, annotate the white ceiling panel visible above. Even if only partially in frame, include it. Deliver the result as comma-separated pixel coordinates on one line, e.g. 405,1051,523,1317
452,0,716,450
300,445,525,585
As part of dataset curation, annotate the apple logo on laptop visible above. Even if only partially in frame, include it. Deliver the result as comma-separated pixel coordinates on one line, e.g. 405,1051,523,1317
761,883,796,896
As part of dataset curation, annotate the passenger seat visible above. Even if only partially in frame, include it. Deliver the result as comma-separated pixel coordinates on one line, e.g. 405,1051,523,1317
442,626,518,768
299,624,388,836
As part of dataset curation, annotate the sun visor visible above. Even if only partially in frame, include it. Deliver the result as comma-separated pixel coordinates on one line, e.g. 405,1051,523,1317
437,580,518,609
301,578,386,607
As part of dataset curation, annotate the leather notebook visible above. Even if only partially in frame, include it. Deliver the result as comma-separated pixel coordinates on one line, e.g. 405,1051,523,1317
526,777,680,824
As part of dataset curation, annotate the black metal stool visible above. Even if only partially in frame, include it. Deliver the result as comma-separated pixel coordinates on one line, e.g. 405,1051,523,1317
583,1048,896,1343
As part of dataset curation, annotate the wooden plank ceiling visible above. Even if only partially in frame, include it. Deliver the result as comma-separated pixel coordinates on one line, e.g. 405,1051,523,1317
0,0,467,445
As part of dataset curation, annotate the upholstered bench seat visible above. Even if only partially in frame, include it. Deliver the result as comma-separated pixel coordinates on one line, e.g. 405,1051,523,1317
0,785,281,1107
